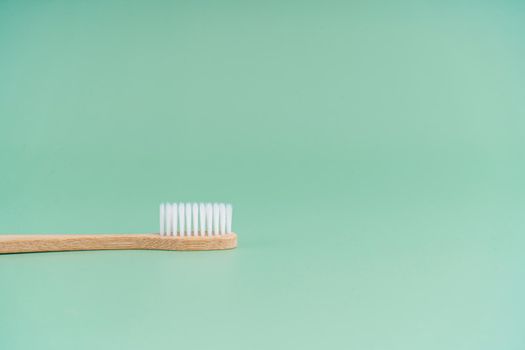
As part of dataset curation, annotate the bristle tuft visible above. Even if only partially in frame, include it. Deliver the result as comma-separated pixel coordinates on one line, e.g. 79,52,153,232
226,204,232,234
179,203,185,237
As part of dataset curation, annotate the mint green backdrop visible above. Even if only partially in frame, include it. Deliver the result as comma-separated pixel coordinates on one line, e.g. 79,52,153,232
1,1,524,349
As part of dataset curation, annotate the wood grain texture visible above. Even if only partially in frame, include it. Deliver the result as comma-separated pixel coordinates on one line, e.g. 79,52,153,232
0,233,237,254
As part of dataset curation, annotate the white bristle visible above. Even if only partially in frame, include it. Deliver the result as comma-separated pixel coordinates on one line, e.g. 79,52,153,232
172,203,178,236
226,204,232,234
186,203,192,236
179,203,185,237
165,203,172,236
192,203,199,236
206,203,213,236
219,203,226,235
213,203,219,236
199,203,206,236
160,203,165,236
159,202,234,237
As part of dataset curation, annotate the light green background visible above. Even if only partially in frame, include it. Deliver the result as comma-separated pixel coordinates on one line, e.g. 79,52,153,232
1,0,524,349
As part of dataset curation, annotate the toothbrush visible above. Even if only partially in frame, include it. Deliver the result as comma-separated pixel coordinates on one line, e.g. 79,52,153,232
0,202,237,254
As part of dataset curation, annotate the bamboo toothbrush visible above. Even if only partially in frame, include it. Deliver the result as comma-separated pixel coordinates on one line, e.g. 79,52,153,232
0,202,237,254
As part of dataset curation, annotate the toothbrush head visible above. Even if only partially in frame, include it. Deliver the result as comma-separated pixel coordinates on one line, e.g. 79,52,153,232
156,202,237,250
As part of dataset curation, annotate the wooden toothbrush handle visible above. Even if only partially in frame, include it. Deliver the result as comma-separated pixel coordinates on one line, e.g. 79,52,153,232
0,233,237,254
